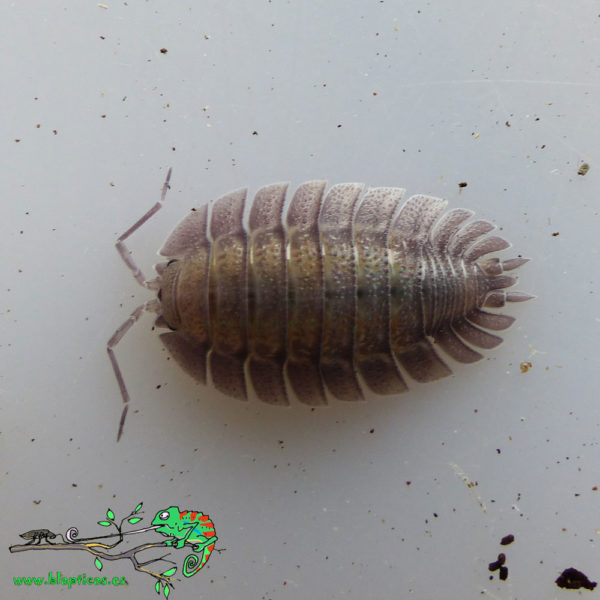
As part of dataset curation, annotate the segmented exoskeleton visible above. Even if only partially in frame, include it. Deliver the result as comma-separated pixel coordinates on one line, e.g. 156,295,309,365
108,170,532,439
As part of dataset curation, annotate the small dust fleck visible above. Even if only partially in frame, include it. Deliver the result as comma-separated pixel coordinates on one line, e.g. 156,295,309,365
520,361,532,373
98,3,108,8
160,48,168,54
578,163,590,176
500,534,515,545
551,232,559,237
458,181,468,188
505,120,511,127
473,132,480,139
33,500,42,505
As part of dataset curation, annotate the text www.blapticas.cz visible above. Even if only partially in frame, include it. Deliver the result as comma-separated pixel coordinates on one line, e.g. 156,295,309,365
13,572,127,589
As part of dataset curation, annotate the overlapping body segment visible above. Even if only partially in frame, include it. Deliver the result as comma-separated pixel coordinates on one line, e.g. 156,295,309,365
155,180,531,404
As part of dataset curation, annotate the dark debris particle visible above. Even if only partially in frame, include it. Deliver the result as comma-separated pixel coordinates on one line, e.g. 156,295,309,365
551,232,559,237
499,566,508,581
500,534,515,546
160,48,168,54
458,181,468,188
556,568,597,590
489,553,506,572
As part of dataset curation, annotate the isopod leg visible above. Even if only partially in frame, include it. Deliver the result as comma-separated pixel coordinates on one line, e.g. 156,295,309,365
115,167,172,289
107,302,157,441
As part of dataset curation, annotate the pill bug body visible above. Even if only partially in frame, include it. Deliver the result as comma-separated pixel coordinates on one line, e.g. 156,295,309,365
109,171,532,439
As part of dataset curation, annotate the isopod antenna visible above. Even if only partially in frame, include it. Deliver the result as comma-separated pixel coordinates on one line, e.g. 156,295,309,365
107,168,172,442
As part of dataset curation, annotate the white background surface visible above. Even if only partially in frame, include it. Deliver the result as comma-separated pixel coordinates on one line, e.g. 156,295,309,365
2,1,599,599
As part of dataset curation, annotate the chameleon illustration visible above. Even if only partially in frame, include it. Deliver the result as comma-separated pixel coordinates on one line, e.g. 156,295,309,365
19,529,57,545
151,507,218,577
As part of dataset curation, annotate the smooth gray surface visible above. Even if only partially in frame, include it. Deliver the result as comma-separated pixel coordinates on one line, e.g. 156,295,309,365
2,1,599,598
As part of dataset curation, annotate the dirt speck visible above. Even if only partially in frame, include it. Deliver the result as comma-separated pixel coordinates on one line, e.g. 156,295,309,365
555,567,597,590
577,163,590,176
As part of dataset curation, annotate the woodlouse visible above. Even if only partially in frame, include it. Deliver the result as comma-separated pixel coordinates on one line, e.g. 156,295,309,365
108,169,532,440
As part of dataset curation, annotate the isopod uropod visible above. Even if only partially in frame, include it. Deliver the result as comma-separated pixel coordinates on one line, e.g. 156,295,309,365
108,169,532,440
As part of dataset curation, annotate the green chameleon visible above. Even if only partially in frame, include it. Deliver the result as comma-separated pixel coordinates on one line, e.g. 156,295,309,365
151,507,218,577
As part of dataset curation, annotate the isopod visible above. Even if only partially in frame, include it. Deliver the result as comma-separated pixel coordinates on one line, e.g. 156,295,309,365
108,169,532,440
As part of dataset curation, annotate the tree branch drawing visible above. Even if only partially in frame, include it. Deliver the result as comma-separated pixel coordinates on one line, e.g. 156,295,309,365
9,502,220,598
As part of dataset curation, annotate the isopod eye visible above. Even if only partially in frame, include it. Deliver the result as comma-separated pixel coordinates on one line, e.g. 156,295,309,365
157,288,162,302
167,259,178,267
159,512,170,520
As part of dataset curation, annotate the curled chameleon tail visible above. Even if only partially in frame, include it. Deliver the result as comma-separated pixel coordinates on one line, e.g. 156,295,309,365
182,536,218,577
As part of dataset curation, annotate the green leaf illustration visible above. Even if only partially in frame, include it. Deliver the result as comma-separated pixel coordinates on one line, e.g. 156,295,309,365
106,508,115,520
134,502,143,513
128,517,142,524
164,583,170,598
162,567,176,577
94,557,103,571
155,581,160,594
97,521,112,527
